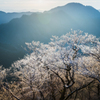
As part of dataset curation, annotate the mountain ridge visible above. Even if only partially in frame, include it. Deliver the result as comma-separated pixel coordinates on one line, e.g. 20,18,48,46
0,11,33,25
0,2,100,67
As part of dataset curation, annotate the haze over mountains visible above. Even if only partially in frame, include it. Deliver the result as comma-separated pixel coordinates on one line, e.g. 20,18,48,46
0,2,100,67
0,11,33,25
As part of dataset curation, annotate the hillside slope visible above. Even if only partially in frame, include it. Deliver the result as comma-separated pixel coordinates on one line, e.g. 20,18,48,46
0,3,100,67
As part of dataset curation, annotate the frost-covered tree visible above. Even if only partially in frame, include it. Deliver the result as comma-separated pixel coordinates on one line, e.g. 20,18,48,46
12,30,100,100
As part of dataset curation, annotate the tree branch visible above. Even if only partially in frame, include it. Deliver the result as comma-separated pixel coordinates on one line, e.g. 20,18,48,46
2,84,20,100
64,80,95,100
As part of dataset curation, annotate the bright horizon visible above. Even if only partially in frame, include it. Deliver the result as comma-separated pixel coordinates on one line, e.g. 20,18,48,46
0,0,100,12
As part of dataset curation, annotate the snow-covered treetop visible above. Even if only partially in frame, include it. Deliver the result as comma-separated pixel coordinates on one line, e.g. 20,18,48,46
13,30,100,83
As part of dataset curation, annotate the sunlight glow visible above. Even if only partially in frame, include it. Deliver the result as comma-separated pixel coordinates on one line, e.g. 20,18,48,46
38,0,44,4
0,0,100,12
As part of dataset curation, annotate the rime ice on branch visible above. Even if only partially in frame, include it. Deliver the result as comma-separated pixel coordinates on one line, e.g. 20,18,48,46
12,30,100,99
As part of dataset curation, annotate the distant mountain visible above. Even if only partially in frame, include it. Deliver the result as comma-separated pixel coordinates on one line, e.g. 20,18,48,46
0,11,33,24
0,2,100,67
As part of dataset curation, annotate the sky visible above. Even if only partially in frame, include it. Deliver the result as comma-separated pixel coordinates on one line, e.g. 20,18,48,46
0,0,100,12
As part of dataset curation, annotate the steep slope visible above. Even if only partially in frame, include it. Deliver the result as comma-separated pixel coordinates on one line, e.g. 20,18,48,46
48,3,100,36
0,3,100,67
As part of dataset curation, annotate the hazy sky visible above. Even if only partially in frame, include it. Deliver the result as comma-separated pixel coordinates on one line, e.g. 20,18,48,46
0,0,100,12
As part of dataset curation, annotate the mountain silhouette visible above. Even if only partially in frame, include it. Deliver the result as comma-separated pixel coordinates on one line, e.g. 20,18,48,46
0,11,33,25
0,2,100,67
